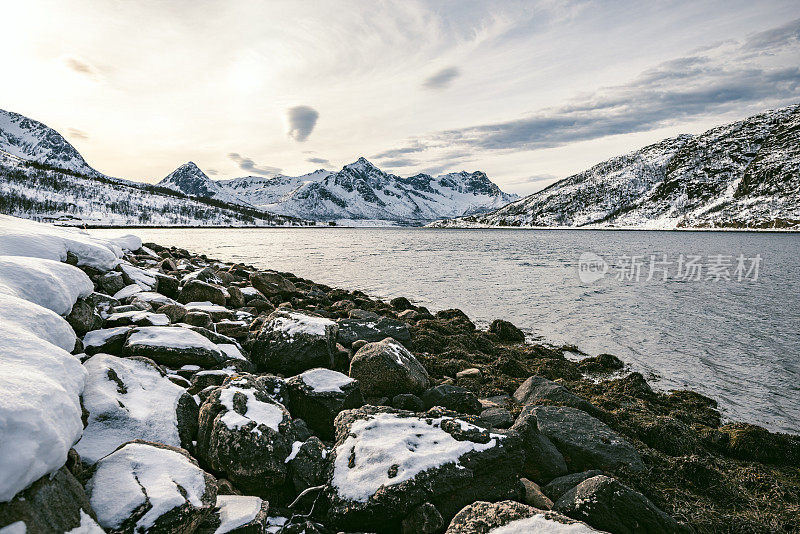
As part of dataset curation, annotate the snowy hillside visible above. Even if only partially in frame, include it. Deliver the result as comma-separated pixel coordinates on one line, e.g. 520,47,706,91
159,162,248,207
433,104,800,230
160,157,518,223
0,109,101,177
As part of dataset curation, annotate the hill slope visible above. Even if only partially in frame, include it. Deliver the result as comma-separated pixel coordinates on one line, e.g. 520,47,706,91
432,105,800,230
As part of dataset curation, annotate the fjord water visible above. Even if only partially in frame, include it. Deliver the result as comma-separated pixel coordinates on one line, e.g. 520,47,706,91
97,228,800,434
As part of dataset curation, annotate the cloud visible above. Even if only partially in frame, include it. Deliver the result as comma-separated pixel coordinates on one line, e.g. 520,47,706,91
384,20,800,157
66,128,88,140
285,105,319,142
306,157,330,165
422,66,461,89
228,153,282,176
206,168,218,176
380,158,418,167
62,56,101,80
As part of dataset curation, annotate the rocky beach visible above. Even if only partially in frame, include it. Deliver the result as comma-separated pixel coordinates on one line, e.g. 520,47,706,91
0,215,798,534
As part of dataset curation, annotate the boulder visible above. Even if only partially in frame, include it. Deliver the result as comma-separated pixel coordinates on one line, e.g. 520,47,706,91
520,478,553,510
286,368,364,440
326,406,524,531
250,271,297,296
250,310,338,375
74,354,195,463
542,470,604,502
421,385,482,415
100,271,127,295
226,286,246,308
86,441,217,534
0,466,98,533
390,296,413,311
215,320,250,340
184,302,234,321
445,500,596,534
349,338,430,397
83,326,133,355
513,375,599,415
510,406,569,482
287,436,328,493
66,297,99,335
554,475,691,533
392,393,425,412
179,280,227,306
156,303,187,323
185,311,213,328
522,406,644,473
196,375,297,496
105,310,170,327
123,326,227,367
336,317,412,347
479,406,514,429
198,495,269,534
153,272,180,299
489,319,526,343
401,503,444,534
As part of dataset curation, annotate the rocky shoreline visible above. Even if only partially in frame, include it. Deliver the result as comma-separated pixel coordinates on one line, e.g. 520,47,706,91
0,217,798,533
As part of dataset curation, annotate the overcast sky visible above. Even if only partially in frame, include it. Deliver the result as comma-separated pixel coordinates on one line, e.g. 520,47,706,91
2,1,799,194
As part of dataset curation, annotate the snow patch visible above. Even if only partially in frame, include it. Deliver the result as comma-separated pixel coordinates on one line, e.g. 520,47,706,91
213,495,263,534
299,368,354,393
219,382,285,435
127,326,220,351
272,312,334,338
0,255,93,316
488,515,600,533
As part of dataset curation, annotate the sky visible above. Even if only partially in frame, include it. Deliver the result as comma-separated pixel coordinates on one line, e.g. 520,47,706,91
1,0,799,195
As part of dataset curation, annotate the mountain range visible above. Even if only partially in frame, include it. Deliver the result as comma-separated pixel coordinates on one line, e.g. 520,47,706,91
157,158,518,223
432,104,800,230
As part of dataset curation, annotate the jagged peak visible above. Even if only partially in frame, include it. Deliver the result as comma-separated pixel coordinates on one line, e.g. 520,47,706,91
343,157,380,173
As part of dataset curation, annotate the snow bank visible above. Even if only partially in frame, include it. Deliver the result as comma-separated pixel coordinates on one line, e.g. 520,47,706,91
299,368,354,393
0,214,127,270
489,515,600,533
332,413,501,502
214,495,263,534
87,442,208,531
0,256,93,316
75,354,185,463
0,293,76,351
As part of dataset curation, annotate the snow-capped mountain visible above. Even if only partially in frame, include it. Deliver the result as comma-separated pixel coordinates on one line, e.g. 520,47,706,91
159,162,247,206
433,104,800,230
0,111,308,226
159,157,518,223
0,109,101,177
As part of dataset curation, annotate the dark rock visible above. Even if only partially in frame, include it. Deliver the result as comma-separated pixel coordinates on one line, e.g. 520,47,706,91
288,436,328,493
190,369,237,394
100,270,128,295
286,368,364,440
435,309,475,331
156,303,187,323
250,309,338,375
250,271,297,296
445,500,592,534
349,338,430,397
351,339,368,352
86,441,217,534
542,470,604,502
479,406,514,429
520,478,554,509
513,375,599,415
179,280,227,306
401,502,444,534
336,317,412,347
66,298,99,335
249,298,275,313
510,407,569,483
489,319,525,343
554,475,691,533
154,272,180,299
421,384,482,415
578,353,625,373
0,466,97,533
215,320,250,340
226,286,246,308
326,406,524,531
83,326,132,355
348,308,381,320
392,393,425,412
196,375,297,497
521,405,644,473
177,391,200,452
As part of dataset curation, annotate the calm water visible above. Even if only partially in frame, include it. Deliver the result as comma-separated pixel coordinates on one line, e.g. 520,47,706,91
93,228,800,434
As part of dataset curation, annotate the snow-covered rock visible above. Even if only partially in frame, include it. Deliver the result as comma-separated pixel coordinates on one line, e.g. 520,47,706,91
326,406,524,531
434,104,800,230
251,310,338,375
202,495,269,534
0,256,94,316
196,375,297,496
348,338,430,397
123,326,227,367
286,368,364,440
74,354,193,463
86,441,217,533
445,500,600,534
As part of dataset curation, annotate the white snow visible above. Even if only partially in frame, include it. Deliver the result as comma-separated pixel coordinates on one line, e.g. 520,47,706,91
332,413,502,502
0,255,93,316
133,291,177,306
265,516,288,534
74,354,186,463
0,215,123,270
240,286,263,297
65,510,106,534
87,442,208,532
285,440,304,463
127,326,221,352
489,515,600,533
119,263,157,290
213,495,263,534
0,293,76,351
219,380,286,435
106,310,170,326
217,343,247,361
112,283,143,300
271,311,334,338
298,368,354,393
0,522,26,534
185,301,231,314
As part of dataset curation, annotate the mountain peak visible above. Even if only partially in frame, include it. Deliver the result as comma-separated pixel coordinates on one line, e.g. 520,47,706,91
344,157,379,173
